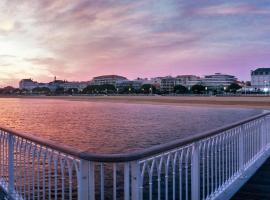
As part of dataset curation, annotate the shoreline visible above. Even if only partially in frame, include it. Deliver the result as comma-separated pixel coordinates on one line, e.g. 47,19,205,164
0,95,270,109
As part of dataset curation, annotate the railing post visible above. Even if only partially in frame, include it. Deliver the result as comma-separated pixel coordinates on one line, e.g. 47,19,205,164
78,160,95,200
8,133,14,196
191,142,200,200
239,126,244,171
260,118,266,151
131,161,141,200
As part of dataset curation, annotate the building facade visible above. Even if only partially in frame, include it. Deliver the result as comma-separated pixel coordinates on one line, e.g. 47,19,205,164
160,77,176,93
91,75,127,86
201,73,237,90
116,80,144,91
251,68,270,91
19,79,39,90
175,75,201,88
19,78,89,92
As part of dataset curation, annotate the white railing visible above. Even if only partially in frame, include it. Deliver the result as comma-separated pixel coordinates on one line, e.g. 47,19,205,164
0,112,269,200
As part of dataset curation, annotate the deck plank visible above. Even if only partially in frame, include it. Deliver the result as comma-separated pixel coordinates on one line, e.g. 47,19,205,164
232,158,270,200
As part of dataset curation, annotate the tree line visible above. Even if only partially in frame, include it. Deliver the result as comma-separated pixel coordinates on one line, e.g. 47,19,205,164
0,83,243,95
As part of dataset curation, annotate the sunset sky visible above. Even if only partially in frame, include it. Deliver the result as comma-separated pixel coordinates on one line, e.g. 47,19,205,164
0,0,270,86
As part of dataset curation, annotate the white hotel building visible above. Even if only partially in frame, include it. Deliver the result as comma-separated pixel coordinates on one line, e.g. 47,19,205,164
201,73,237,90
251,68,270,91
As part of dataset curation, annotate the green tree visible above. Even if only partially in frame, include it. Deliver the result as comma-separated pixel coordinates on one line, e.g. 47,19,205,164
32,87,51,95
174,85,188,94
140,84,156,94
66,88,79,95
99,84,116,93
82,85,98,94
191,84,205,94
1,86,15,94
226,83,242,93
120,86,135,94
55,87,65,95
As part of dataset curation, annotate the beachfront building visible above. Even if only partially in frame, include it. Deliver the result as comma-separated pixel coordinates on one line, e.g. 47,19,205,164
160,75,202,93
116,79,144,91
201,73,237,91
19,79,39,90
175,75,201,89
149,77,162,90
251,68,270,92
60,81,89,92
90,75,127,86
19,77,90,92
160,76,176,93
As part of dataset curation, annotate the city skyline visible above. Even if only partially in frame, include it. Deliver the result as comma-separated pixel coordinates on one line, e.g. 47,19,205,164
1,0,270,86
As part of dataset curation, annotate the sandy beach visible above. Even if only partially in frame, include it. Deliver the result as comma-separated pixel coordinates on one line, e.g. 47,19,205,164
2,95,270,109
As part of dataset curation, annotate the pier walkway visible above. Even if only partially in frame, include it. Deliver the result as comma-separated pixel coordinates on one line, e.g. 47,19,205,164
232,157,270,200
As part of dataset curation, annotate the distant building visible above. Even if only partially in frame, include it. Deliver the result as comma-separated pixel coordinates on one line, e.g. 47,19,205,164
19,78,89,92
91,75,127,86
19,79,39,90
175,75,201,88
61,81,89,92
160,76,176,93
149,77,162,89
160,75,201,93
201,73,237,90
116,80,144,91
251,68,270,91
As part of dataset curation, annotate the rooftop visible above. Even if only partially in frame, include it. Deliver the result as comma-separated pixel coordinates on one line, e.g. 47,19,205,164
251,68,270,76
93,75,127,80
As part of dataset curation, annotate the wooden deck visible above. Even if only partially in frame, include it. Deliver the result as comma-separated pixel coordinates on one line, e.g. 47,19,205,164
232,157,270,200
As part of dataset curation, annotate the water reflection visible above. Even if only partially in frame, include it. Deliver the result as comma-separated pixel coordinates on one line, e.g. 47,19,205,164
0,98,262,153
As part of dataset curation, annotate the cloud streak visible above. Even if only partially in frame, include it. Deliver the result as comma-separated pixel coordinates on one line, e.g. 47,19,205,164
0,0,270,86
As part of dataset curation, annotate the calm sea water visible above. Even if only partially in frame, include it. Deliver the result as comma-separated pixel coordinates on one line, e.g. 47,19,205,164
0,98,263,154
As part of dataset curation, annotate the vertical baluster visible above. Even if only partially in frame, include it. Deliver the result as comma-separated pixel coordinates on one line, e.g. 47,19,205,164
47,153,52,200
202,142,206,199
172,152,178,200
210,139,214,195
27,143,32,200
214,137,218,192
8,133,15,197
124,162,130,200
113,163,117,200
42,149,47,200
22,140,27,199
218,135,221,190
206,140,210,197
222,134,225,186
68,161,73,200
191,142,200,200
100,163,105,200
32,144,38,200
185,148,190,200
131,161,141,200
179,151,183,200
53,156,58,200
37,148,42,200
60,158,65,200
149,161,155,200
165,154,171,200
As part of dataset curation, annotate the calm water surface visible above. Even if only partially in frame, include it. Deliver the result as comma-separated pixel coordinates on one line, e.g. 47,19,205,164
0,98,263,153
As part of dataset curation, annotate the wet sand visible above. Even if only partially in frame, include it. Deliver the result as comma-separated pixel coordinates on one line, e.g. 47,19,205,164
2,95,270,109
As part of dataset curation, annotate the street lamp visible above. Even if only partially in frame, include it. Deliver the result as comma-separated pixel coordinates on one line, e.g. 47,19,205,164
264,80,267,96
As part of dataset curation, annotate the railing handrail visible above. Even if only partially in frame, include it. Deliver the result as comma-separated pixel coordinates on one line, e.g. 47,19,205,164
0,111,269,163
